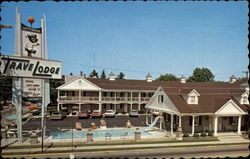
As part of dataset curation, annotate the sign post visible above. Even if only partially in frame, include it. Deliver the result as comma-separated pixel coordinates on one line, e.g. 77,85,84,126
0,8,62,144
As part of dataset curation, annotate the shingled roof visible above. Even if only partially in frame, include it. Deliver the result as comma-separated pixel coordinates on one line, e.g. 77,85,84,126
86,77,246,91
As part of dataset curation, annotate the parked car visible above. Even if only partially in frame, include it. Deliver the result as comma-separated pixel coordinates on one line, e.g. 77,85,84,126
103,110,116,118
77,110,90,119
90,110,103,118
50,111,66,120
69,111,78,116
129,110,139,117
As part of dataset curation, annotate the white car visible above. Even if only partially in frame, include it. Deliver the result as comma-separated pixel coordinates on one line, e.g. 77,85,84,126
103,110,116,117
129,110,139,117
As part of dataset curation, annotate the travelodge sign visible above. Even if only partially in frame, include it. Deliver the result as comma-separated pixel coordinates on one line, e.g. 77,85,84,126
0,55,62,79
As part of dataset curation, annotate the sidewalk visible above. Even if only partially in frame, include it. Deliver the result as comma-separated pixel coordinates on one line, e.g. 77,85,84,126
2,136,249,155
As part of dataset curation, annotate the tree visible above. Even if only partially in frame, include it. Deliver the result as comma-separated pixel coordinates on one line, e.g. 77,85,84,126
156,73,179,81
116,72,125,79
50,75,65,104
187,67,215,82
0,78,12,107
89,69,99,78
100,70,106,79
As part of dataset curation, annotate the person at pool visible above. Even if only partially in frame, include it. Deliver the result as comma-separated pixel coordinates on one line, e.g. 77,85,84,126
100,118,106,127
126,120,132,128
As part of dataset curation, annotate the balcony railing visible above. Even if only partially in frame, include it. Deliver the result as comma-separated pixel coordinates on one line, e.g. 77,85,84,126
59,96,151,102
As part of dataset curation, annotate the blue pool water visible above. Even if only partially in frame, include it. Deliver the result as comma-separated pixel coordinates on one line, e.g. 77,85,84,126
50,128,152,139
5,114,17,120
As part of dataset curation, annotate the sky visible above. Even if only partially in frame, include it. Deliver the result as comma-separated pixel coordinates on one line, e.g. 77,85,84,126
1,1,249,81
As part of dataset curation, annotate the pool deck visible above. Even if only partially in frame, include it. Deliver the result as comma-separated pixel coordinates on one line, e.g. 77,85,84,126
2,127,249,156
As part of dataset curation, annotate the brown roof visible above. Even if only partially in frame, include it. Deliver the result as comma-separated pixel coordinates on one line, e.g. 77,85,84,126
85,77,248,114
86,78,245,91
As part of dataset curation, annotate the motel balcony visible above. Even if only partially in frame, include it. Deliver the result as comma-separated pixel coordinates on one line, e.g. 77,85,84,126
58,96,151,103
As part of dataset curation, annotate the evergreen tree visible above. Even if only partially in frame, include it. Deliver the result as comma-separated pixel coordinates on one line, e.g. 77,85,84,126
100,70,106,79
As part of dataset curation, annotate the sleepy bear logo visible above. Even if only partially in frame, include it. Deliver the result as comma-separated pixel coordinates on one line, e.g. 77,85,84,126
25,34,40,57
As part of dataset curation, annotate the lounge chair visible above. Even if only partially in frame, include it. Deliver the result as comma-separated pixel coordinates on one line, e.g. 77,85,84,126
76,122,82,130
121,132,128,139
105,133,112,140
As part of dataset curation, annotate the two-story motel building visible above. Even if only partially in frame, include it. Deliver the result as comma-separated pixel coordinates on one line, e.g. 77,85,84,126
57,73,249,136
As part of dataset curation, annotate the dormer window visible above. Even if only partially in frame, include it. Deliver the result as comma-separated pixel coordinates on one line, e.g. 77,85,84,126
158,95,164,103
187,89,200,105
242,96,248,103
190,96,195,103
240,91,249,105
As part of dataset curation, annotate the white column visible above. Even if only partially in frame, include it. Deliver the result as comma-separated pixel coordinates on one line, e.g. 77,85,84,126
179,115,182,128
192,116,195,135
57,90,60,102
237,116,242,134
99,91,102,112
79,90,81,101
170,114,174,134
146,109,149,125
150,111,153,124
57,104,60,111
130,92,133,111
214,116,218,136
160,116,162,129
138,92,141,111
79,104,81,112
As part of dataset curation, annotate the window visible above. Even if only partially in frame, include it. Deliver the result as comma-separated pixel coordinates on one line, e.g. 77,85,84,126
229,117,237,124
158,95,164,103
243,96,248,104
190,96,195,103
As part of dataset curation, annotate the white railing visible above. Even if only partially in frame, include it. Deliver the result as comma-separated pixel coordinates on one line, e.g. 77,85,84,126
59,96,151,102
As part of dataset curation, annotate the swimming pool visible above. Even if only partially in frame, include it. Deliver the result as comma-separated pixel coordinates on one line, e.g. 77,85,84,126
50,128,152,139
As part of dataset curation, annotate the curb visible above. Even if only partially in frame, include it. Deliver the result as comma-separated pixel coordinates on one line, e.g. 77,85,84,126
2,141,249,155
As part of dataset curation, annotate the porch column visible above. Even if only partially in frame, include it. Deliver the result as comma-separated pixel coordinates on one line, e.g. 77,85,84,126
237,116,242,134
57,90,60,102
138,92,141,111
79,104,81,112
146,109,149,125
179,115,182,128
159,116,162,129
130,92,133,111
192,116,195,135
170,114,174,134
114,92,117,112
79,90,81,101
99,91,102,112
57,104,60,111
150,111,153,124
214,116,218,136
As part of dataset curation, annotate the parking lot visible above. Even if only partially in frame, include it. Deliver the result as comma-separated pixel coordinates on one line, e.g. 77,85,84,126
23,115,148,133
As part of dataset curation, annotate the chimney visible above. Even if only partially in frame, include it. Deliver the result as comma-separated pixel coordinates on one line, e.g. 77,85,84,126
229,75,237,83
180,75,186,83
109,72,115,81
146,73,152,82
80,71,83,76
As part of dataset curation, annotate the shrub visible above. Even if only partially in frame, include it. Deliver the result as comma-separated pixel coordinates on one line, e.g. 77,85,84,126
183,133,189,138
200,132,207,137
193,133,200,137
208,131,213,136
